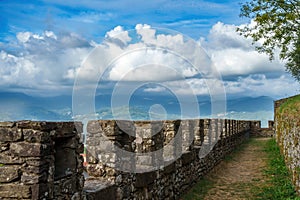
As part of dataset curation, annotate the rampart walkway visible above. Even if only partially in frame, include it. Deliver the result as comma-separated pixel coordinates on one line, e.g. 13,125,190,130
183,137,270,200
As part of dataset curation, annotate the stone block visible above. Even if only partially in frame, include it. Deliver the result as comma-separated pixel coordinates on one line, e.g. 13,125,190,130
163,162,176,174
0,127,22,142
23,163,49,174
0,184,31,198
23,129,51,143
10,142,52,157
0,165,21,183
16,120,57,131
31,183,51,199
0,151,25,164
181,151,194,165
86,164,105,177
87,120,102,134
21,171,48,184
0,122,15,127
54,122,78,138
84,179,116,200
0,142,9,152
135,171,156,187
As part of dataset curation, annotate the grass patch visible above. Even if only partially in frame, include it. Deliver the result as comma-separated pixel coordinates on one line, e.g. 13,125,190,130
181,178,214,200
279,95,300,114
257,138,299,200
181,138,300,199
0,164,3,167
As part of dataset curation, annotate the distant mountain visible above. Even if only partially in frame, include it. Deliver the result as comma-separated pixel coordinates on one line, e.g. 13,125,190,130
227,96,273,112
0,91,274,126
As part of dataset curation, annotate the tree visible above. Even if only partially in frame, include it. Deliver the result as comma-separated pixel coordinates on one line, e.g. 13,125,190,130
237,0,300,81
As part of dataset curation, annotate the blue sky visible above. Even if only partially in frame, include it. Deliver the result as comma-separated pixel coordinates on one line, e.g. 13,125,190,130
0,0,247,40
0,0,299,99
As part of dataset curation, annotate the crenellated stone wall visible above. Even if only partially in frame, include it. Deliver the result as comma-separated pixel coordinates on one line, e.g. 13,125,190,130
274,94,300,194
0,121,84,199
0,119,261,199
84,119,257,199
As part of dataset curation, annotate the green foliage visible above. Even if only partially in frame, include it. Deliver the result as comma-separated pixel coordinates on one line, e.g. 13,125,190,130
237,0,300,81
258,138,299,199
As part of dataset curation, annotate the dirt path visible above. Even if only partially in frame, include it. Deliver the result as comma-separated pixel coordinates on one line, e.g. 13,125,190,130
202,137,270,200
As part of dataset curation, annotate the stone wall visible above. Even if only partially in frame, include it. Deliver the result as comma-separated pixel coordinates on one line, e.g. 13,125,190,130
84,119,256,199
0,121,84,199
0,119,261,199
250,120,274,137
274,94,300,194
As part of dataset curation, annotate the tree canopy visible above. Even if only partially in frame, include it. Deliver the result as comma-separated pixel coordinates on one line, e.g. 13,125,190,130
237,0,300,81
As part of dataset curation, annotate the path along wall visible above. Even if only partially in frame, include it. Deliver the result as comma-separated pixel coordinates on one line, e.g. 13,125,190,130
275,94,300,194
0,119,259,199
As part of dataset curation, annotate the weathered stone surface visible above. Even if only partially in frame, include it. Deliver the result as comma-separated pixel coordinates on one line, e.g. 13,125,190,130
135,171,156,187
163,162,176,174
0,122,15,127
54,122,77,138
0,165,20,183
23,163,49,174
23,129,51,143
0,119,256,199
181,151,193,165
54,147,76,179
10,142,52,157
54,175,78,196
0,142,9,152
0,127,22,142
25,157,49,166
16,120,57,131
84,179,116,200
0,121,84,199
21,171,48,184
87,164,105,177
0,151,25,164
58,136,79,149
31,183,51,199
76,143,84,154
87,120,103,134
0,184,31,198
274,95,300,194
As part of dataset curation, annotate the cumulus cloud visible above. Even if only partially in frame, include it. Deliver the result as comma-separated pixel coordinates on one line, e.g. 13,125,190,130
224,74,299,97
202,22,285,77
0,31,93,94
0,22,298,98
76,24,212,84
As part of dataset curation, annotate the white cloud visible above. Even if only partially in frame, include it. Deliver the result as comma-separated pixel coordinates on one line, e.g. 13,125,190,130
144,86,166,93
0,31,93,94
16,32,32,43
76,24,211,84
201,21,285,77
1,22,298,98
105,26,131,45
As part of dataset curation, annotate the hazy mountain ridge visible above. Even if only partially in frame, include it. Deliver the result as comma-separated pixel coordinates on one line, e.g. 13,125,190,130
0,92,274,126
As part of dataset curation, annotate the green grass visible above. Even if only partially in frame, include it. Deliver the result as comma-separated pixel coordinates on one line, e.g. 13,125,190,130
181,138,300,200
182,178,214,200
256,138,300,200
0,164,3,167
279,95,300,114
